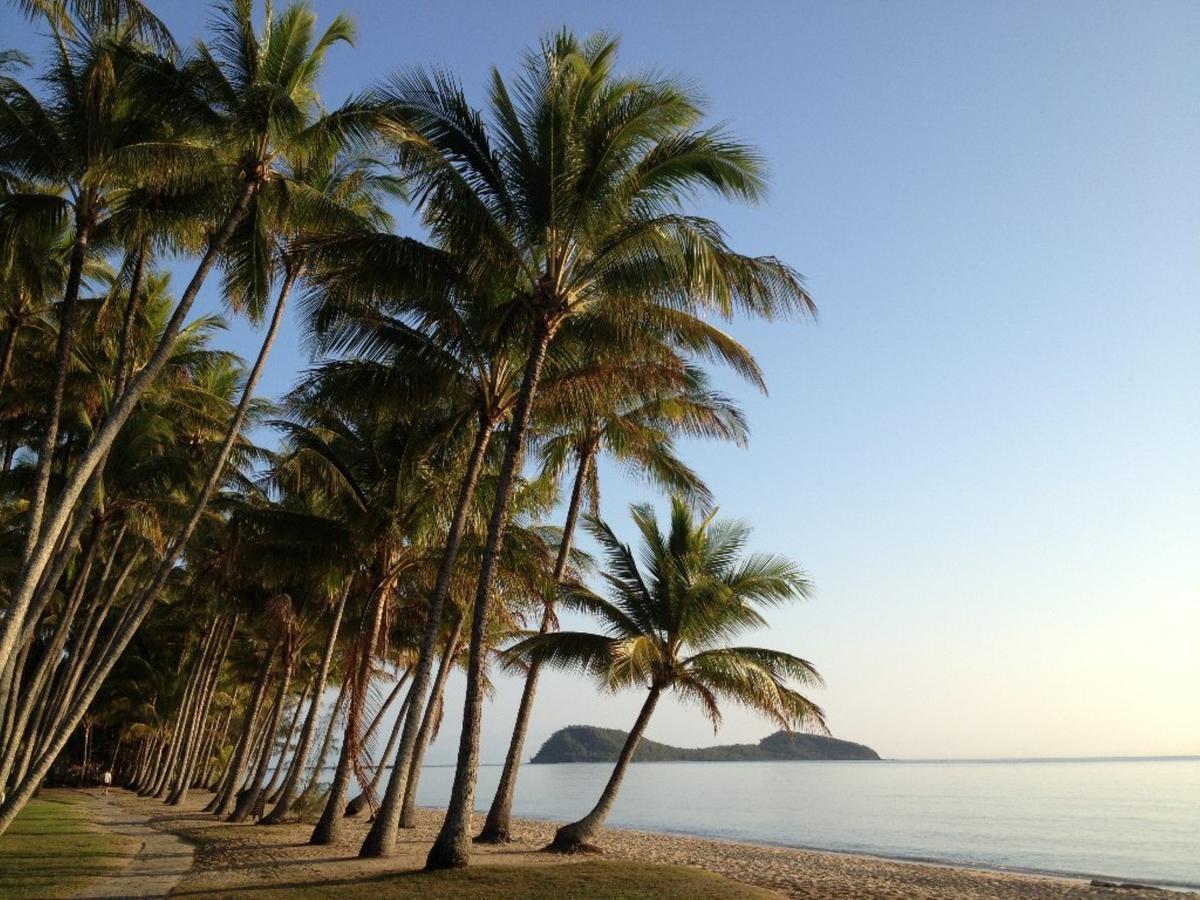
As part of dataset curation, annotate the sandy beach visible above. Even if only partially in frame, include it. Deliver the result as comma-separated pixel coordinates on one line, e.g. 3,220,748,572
87,789,1191,899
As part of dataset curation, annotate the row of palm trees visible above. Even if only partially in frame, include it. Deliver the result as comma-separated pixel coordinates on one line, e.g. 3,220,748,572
0,0,826,869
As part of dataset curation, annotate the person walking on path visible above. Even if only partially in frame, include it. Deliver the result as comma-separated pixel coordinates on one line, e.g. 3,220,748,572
102,770,112,796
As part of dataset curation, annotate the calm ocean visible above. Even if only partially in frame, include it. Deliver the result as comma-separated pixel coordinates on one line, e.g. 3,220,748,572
388,756,1199,889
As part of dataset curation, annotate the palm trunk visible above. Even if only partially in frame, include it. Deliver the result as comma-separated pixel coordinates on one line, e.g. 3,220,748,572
0,519,102,792
298,678,348,802
210,644,275,816
311,580,388,845
263,674,313,803
345,687,412,818
0,179,257,691
153,631,214,797
169,616,236,805
424,316,557,870
229,649,294,823
358,416,496,857
477,446,593,842
547,686,662,852
400,618,463,828
261,584,348,823
0,236,289,832
343,668,413,816
21,210,91,568
112,241,147,399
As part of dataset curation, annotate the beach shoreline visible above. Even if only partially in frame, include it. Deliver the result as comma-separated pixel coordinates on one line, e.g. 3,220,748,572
86,789,1194,899
496,811,1197,894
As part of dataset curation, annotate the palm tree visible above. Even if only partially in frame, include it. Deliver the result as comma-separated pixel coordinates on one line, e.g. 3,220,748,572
476,364,747,843
0,0,359,699
0,16,173,679
368,29,813,867
505,498,826,852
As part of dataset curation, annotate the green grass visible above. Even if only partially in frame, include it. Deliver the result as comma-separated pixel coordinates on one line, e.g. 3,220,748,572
172,859,781,899
0,791,138,899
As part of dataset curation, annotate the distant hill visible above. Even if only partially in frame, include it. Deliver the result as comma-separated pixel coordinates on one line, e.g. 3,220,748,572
530,725,880,764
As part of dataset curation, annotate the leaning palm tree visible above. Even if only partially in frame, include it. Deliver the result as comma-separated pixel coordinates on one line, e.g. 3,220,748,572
504,498,827,853
476,363,747,843
365,30,814,867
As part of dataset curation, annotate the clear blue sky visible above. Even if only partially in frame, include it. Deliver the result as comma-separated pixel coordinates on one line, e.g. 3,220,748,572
4,0,1197,759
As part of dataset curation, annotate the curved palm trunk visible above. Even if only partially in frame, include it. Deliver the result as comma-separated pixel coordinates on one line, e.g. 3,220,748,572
358,416,495,856
477,447,592,843
547,686,662,853
262,585,348,823
424,317,556,870
0,180,257,691
229,649,294,823
399,619,463,828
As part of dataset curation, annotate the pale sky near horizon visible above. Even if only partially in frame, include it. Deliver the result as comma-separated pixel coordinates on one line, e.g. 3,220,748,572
3,0,1196,760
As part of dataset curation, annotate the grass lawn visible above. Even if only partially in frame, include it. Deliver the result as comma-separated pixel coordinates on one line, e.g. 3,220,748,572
0,791,138,899
172,859,782,899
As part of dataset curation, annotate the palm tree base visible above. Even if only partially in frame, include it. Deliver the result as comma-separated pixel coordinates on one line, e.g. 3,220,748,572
543,825,602,854
424,836,469,870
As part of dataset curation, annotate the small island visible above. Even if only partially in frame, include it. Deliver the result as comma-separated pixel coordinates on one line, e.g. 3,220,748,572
530,726,881,764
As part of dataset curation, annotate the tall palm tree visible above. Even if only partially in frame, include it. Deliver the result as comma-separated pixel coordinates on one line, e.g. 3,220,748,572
367,30,813,867
505,498,827,852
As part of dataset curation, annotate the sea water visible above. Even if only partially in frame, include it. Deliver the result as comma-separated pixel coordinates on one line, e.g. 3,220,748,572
386,757,1198,889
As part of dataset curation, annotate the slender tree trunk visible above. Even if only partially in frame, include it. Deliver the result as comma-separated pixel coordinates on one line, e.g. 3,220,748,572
264,673,313,803
169,616,236,805
229,648,294,823
22,211,91,568
358,415,495,856
547,687,662,852
262,584,348,823
343,669,413,816
345,693,409,818
298,679,347,802
424,317,557,869
400,619,463,828
112,241,147,399
311,582,388,845
154,629,216,797
0,519,102,791
477,447,593,842
210,644,276,816
0,180,258,690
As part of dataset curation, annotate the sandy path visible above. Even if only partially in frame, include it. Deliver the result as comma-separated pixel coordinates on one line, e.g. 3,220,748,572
74,791,194,899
